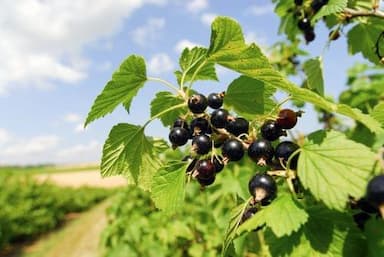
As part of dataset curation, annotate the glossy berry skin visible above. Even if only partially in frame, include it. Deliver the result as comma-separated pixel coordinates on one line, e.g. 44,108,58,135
248,174,277,203
275,141,300,169
173,118,189,130
304,29,316,43
222,139,244,161
210,109,229,128
226,117,249,136
192,134,211,155
213,155,224,173
366,175,384,208
356,198,378,214
276,109,299,129
297,18,311,32
207,93,224,109
188,94,208,114
190,117,211,135
169,127,189,147
247,139,274,165
260,120,286,141
196,159,216,179
197,175,216,186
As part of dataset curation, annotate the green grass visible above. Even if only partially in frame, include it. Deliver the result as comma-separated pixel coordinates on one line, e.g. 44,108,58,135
0,164,100,175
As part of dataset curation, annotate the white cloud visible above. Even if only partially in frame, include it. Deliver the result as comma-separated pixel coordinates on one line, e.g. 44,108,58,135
131,17,166,47
56,140,101,164
0,0,168,95
187,0,208,13
97,61,113,71
147,53,175,75
74,123,86,133
0,129,11,145
174,39,201,53
201,13,217,26
247,4,274,16
64,113,82,123
0,135,60,157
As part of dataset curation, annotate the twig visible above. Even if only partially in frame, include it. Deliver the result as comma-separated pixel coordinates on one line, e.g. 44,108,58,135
343,7,384,19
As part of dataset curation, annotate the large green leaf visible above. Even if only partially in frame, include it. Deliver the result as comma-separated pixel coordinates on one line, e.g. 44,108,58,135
371,102,384,128
365,219,384,257
85,55,147,127
312,0,348,23
348,20,384,65
238,193,308,237
151,161,187,215
303,57,324,96
150,91,187,127
299,130,376,210
224,76,276,118
101,123,158,185
206,17,383,134
265,206,366,257
175,47,218,85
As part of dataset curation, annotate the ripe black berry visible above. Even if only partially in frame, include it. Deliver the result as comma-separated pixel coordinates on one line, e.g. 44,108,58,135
183,156,198,173
210,109,229,128
304,29,316,43
311,0,328,12
173,118,189,130
169,127,189,147
190,117,211,135
356,198,378,214
196,159,216,179
212,155,224,173
366,175,384,208
226,117,249,136
260,120,286,141
222,139,244,161
248,139,274,166
275,141,300,169
188,94,208,114
297,18,311,32
248,174,277,203
197,175,216,186
276,109,300,129
207,92,224,109
192,134,211,155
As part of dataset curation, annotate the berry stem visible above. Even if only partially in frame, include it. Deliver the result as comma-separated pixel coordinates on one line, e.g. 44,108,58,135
286,148,301,171
187,59,208,92
180,55,205,90
147,77,182,95
144,103,187,128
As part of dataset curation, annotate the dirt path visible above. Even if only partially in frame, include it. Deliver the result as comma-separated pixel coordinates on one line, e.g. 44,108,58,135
35,170,127,188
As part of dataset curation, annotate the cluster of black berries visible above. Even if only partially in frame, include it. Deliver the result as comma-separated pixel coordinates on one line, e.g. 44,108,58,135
294,0,329,43
168,92,303,216
351,175,384,230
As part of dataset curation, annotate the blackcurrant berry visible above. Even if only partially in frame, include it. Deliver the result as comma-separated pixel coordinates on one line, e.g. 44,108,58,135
297,18,311,32
210,109,229,128
226,117,249,136
366,175,384,208
275,141,300,169
182,156,198,173
356,198,378,214
169,127,189,147
222,139,244,161
197,175,216,186
304,29,316,43
188,94,208,114
248,139,274,166
207,92,224,109
311,0,328,12
190,117,211,135
260,120,286,141
248,174,277,203
276,109,301,129
353,212,371,231
192,134,211,155
173,118,189,130
212,155,224,173
196,159,216,179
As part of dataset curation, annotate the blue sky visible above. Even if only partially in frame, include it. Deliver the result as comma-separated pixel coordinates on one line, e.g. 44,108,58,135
0,0,365,165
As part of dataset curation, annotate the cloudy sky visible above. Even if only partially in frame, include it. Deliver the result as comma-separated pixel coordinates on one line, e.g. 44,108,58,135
0,0,364,165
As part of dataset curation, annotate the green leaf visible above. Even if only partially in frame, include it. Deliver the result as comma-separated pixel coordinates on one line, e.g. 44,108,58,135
151,161,187,215
101,123,157,185
150,91,187,127
85,55,147,127
348,20,384,65
303,57,324,96
238,193,308,237
206,17,384,134
299,130,376,210
224,76,276,118
175,47,218,84
222,201,250,257
265,206,366,257
371,102,384,128
312,0,348,23
365,219,384,257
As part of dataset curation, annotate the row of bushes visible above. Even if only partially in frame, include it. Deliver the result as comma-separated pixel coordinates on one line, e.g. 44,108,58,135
0,174,114,249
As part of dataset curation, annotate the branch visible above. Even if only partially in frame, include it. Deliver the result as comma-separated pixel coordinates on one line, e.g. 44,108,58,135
343,7,384,19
